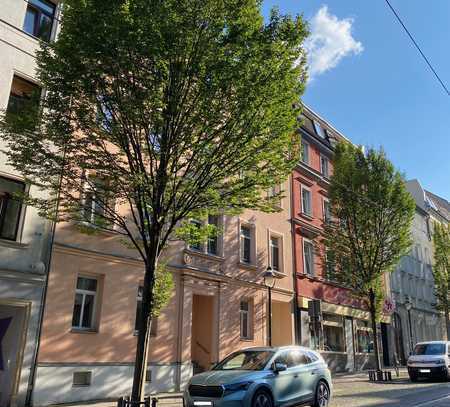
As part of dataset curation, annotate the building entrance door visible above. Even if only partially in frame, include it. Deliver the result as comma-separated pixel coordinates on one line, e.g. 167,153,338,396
191,295,214,374
0,303,28,407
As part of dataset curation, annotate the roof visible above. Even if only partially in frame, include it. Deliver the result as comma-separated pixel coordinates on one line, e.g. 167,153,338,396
424,189,450,222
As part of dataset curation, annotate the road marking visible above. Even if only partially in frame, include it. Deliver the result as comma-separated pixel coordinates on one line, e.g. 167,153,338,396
412,394,450,407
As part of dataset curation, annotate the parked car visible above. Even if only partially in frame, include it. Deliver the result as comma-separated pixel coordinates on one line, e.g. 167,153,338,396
184,346,332,407
407,341,450,381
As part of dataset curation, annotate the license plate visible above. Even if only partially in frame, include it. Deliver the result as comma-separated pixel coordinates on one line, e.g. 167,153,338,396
194,402,213,406
419,369,431,373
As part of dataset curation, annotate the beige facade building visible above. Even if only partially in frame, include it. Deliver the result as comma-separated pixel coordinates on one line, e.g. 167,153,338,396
33,179,295,405
0,1,61,406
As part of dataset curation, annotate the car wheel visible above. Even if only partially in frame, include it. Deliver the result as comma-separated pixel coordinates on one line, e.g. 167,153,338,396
313,381,330,407
252,390,273,407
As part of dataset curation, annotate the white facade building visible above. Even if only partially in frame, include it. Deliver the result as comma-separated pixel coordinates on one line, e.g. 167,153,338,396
0,1,61,405
390,179,449,364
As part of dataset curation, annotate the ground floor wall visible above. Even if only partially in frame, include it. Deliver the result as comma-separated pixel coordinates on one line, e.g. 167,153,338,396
0,270,45,407
391,305,446,365
33,248,295,405
298,297,391,373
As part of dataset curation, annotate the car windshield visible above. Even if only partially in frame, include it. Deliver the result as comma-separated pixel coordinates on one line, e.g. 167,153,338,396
413,343,446,355
213,350,274,371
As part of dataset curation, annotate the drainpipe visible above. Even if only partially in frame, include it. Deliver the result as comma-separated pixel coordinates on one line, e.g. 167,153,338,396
290,173,301,345
25,130,67,407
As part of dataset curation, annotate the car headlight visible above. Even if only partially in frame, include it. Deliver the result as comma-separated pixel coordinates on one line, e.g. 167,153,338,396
223,381,253,395
435,359,445,365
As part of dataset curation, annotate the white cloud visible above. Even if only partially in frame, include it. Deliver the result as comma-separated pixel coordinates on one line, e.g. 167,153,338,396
305,5,363,79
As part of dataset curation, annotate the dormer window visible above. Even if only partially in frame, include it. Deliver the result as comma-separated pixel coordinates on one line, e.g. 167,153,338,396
313,120,326,139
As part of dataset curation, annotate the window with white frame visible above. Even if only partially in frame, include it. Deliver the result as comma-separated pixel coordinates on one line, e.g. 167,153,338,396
72,276,98,330
240,225,253,264
207,215,219,255
81,175,114,227
323,198,331,223
134,286,157,336
320,155,329,178
301,186,312,216
188,219,203,251
270,236,281,272
0,176,26,241
303,239,314,276
313,120,326,138
301,140,309,164
240,300,252,339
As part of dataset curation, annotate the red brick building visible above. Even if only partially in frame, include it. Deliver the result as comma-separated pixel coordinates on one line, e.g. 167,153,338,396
293,106,385,372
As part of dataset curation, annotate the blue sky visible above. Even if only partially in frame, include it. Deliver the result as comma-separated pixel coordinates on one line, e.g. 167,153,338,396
262,0,450,200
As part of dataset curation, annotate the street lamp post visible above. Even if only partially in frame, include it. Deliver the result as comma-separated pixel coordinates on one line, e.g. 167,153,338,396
405,297,414,353
263,267,276,347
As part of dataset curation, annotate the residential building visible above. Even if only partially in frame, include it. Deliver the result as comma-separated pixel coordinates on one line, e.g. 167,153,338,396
293,106,392,372
0,1,61,406
390,179,449,364
32,177,295,405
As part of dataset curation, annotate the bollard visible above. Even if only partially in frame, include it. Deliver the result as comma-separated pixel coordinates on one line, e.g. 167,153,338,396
151,397,157,407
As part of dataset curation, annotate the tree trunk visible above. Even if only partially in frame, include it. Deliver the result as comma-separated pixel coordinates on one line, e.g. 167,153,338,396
131,259,157,402
368,289,382,373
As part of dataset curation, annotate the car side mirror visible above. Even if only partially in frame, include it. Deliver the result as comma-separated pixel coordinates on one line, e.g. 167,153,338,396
273,362,287,373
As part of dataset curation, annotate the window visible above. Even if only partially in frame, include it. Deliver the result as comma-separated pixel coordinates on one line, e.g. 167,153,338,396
323,314,345,352
301,140,309,164
324,250,335,281
72,371,92,387
81,175,114,227
286,350,309,367
240,300,252,339
72,276,98,330
355,320,374,353
301,187,312,216
0,176,26,241
7,76,41,116
240,225,252,264
320,155,329,178
23,0,56,42
188,219,202,250
134,286,157,336
313,120,326,138
270,236,281,272
303,239,314,276
207,215,218,255
323,199,331,223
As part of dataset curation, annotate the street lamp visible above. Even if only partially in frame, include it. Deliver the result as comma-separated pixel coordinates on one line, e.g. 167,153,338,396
264,266,276,347
405,296,414,353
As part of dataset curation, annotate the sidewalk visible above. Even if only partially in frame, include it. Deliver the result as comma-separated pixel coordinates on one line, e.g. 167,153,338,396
332,367,409,383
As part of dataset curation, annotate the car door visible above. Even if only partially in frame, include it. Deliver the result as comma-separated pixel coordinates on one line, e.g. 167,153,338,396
286,350,315,404
270,351,299,407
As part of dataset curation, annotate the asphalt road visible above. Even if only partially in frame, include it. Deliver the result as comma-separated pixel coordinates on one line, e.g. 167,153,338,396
330,374,450,407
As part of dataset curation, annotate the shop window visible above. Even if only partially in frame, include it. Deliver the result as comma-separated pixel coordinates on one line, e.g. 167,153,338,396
0,176,26,241
23,0,56,42
323,313,345,352
355,319,374,353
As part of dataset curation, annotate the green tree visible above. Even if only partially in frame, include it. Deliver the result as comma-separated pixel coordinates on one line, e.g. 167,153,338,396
322,143,415,373
0,0,308,401
432,222,450,339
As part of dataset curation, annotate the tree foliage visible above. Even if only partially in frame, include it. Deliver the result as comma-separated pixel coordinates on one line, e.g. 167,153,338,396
322,142,415,370
0,0,309,399
432,222,450,338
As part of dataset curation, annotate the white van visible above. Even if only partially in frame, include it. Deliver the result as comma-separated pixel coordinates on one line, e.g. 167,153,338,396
407,341,450,381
